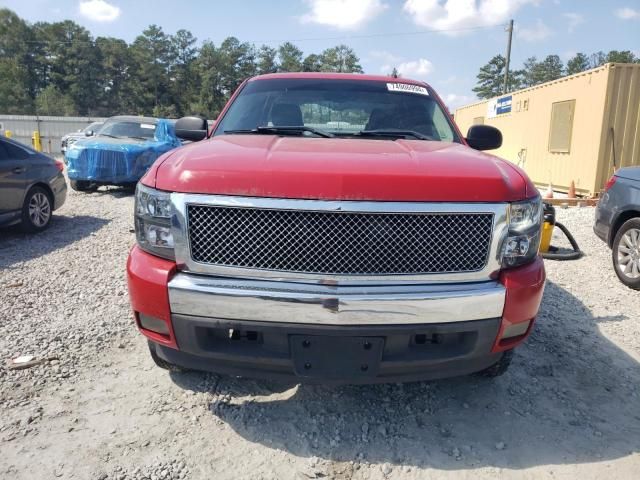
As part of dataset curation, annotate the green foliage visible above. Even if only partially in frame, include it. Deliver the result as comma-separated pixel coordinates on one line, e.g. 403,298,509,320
606,50,639,63
318,45,363,73
35,85,76,116
257,45,278,74
472,55,523,99
0,8,367,118
277,42,303,72
473,48,637,100
522,55,563,87
566,53,590,75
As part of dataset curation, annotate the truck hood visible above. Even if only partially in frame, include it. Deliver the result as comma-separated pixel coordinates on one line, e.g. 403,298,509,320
152,135,532,202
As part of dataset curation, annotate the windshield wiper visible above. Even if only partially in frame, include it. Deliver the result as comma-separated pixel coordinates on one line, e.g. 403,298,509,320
224,125,334,138
355,129,432,140
129,136,151,141
98,133,118,139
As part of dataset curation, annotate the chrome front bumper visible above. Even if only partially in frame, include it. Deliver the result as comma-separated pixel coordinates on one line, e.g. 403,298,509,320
168,273,506,326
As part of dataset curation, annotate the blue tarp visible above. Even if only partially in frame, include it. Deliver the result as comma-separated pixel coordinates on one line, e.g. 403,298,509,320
65,119,181,184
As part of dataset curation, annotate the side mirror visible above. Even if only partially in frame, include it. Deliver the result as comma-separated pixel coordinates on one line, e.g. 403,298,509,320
175,116,208,142
85,130,94,137
466,125,502,151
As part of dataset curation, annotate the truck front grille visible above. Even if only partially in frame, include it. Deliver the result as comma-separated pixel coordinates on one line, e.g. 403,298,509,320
187,205,493,275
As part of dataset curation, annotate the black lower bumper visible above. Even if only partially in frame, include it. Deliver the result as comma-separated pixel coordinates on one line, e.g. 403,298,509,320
155,314,503,384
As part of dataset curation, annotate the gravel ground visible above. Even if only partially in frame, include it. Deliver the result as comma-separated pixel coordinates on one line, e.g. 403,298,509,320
1,189,639,480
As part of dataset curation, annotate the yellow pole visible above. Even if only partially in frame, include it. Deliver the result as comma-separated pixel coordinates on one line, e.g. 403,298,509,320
32,131,42,151
4,130,11,139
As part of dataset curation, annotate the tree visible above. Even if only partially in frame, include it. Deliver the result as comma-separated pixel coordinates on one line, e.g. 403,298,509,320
0,58,34,114
318,45,363,73
522,55,563,87
0,9,37,112
31,20,102,115
256,45,278,74
566,52,590,75
472,55,522,99
193,41,224,117
217,37,256,94
589,51,607,68
168,29,198,116
95,37,134,115
606,50,638,63
302,53,322,72
130,25,172,113
277,42,303,72
35,85,76,116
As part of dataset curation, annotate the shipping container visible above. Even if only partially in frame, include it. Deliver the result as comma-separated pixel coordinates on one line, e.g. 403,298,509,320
454,63,640,196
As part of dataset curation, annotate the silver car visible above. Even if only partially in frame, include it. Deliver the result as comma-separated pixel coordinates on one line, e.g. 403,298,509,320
60,121,104,155
594,166,640,289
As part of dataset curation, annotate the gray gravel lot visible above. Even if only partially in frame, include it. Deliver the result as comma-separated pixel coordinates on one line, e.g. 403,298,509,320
1,189,639,479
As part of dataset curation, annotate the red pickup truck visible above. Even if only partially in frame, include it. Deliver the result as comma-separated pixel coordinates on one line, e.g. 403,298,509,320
127,73,545,383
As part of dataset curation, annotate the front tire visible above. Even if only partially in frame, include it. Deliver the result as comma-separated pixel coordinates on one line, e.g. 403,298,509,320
70,180,98,192
20,186,53,233
477,350,513,378
148,341,189,372
612,218,640,290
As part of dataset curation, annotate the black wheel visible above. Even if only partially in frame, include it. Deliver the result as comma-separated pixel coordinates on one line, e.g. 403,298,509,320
122,182,137,193
70,180,98,192
148,341,189,372
20,186,53,233
477,350,514,378
612,217,640,290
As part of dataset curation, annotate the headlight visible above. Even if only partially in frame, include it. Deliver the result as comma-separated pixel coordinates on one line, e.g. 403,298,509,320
135,183,175,260
502,196,542,268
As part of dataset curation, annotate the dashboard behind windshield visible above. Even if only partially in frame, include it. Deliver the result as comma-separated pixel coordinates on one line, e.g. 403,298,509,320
214,78,459,142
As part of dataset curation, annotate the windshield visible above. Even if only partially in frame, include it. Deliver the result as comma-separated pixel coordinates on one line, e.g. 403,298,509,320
214,78,459,142
97,119,157,139
84,122,103,133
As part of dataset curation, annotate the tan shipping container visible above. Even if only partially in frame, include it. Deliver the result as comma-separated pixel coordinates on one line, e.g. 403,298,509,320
454,63,640,196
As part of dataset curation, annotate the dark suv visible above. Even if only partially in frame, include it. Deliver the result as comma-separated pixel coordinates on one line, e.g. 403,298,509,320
594,167,640,289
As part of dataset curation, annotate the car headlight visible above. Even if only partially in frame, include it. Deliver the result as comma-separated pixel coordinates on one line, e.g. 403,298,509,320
135,183,175,260
502,196,542,268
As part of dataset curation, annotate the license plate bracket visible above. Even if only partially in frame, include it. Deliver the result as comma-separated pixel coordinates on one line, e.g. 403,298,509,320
290,335,384,379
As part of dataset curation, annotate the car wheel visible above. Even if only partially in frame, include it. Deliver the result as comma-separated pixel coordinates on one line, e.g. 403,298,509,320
70,180,98,192
477,349,513,378
612,217,640,290
148,341,189,372
20,186,53,233
122,182,137,193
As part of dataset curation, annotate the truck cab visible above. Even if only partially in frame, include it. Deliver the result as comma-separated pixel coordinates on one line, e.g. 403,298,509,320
127,73,545,383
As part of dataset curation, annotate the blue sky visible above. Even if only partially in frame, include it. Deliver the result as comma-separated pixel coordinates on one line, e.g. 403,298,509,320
3,0,639,109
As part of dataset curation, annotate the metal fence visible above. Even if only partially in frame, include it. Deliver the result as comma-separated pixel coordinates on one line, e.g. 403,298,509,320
0,115,106,154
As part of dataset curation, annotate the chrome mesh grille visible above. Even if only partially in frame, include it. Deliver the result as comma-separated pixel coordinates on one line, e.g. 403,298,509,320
187,205,493,275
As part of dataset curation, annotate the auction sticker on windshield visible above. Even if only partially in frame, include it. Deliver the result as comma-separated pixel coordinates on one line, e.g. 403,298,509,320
386,83,429,96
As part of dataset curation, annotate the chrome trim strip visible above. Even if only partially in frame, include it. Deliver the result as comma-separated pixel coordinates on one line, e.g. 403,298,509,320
168,273,506,325
171,194,509,285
